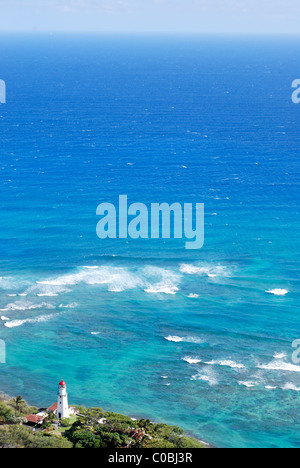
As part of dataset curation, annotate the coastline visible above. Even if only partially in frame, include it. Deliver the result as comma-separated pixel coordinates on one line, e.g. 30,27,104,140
0,390,213,449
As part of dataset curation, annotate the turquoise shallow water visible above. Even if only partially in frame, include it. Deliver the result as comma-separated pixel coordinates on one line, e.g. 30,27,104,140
0,34,299,448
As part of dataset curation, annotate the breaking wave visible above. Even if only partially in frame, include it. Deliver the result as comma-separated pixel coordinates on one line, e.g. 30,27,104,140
205,360,245,369
37,265,181,295
0,301,55,312
143,266,181,295
274,352,287,360
257,360,300,373
165,335,203,344
4,313,58,329
282,383,300,392
182,356,201,364
180,263,231,278
238,381,256,388
266,289,288,296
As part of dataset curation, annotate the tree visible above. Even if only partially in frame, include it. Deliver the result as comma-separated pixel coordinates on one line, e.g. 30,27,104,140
14,396,25,416
71,430,96,448
0,401,15,424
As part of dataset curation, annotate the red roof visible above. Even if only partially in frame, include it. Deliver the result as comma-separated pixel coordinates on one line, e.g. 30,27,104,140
48,403,58,412
59,380,66,386
26,414,45,424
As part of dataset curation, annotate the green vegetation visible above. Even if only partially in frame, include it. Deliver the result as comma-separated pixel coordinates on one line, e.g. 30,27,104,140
0,393,207,449
64,407,206,449
0,425,72,448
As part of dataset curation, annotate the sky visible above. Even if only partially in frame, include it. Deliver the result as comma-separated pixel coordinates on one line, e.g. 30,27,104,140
0,0,299,34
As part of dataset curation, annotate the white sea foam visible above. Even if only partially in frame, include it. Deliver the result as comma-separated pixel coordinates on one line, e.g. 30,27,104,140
143,266,181,295
274,352,287,360
165,335,203,344
0,301,55,312
282,383,300,392
25,283,71,297
238,381,256,388
1,316,10,321
265,386,277,390
91,332,101,335
205,360,245,369
37,293,58,297
266,289,288,296
145,285,179,295
187,294,199,299
161,376,168,379
180,263,230,278
4,313,57,328
257,360,300,373
38,267,143,293
36,265,181,296
165,336,184,343
183,357,201,365
191,369,218,386
59,303,78,309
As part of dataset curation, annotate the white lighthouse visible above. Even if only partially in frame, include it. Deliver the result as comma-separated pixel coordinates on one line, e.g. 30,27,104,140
57,379,70,420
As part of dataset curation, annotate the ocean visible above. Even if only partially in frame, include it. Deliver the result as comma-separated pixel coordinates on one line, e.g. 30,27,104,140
0,34,299,448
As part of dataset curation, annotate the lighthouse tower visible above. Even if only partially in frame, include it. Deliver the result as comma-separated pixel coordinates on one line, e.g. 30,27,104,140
57,379,70,419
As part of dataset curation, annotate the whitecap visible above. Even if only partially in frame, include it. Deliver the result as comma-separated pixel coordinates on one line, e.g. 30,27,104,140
205,360,245,369
4,313,58,328
145,285,179,295
38,266,143,293
257,360,300,373
265,386,277,390
143,266,181,295
36,265,182,296
165,335,203,344
0,301,55,312
180,263,230,278
282,383,300,392
266,289,288,296
183,357,201,365
238,381,256,388
1,316,10,321
25,283,71,297
165,336,184,343
187,294,199,299
273,352,287,360
91,332,101,335
37,293,58,297
59,303,78,309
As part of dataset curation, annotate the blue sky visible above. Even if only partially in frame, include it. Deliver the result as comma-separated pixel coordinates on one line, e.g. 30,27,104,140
0,0,299,34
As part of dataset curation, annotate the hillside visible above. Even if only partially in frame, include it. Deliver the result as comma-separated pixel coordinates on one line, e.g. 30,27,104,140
0,393,207,449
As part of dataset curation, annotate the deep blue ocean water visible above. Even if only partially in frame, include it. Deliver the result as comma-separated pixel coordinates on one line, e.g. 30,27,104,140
0,34,299,448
